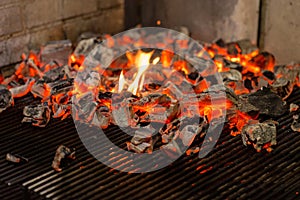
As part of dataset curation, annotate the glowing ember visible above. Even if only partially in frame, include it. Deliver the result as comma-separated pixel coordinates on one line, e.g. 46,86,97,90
0,33,299,155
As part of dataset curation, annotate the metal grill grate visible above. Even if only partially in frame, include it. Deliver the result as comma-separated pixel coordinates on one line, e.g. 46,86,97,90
0,89,300,199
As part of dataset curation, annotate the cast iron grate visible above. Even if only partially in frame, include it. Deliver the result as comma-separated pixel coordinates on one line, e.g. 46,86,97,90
0,89,299,200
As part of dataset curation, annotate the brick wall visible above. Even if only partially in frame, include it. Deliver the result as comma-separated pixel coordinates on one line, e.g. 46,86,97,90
0,0,124,67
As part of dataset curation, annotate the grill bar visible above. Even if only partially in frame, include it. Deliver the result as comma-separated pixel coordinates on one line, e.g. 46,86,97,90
0,89,299,199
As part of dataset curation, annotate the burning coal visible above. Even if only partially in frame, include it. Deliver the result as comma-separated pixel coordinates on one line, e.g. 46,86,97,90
0,32,299,156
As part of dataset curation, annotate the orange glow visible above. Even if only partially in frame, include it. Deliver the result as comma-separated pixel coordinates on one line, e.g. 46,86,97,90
161,50,174,67
173,60,190,74
3,34,298,155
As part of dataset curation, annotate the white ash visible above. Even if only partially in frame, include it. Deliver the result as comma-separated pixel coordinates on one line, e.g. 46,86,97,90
291,115,300,132
22,103,51,127
290,103,299,112
0,85,13,113
241,120,278,152
52,145,76,172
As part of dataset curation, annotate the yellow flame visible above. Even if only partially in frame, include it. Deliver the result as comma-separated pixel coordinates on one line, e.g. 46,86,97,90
153,57,160,65
118,70,126,92
118,50,155,95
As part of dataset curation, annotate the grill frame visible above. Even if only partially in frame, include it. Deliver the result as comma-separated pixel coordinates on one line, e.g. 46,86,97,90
0,89,299,200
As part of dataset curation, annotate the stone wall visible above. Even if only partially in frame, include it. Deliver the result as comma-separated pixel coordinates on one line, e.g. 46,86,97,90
0,0,124,67
141,0,299,64
141,0,260,44
261,0,300,64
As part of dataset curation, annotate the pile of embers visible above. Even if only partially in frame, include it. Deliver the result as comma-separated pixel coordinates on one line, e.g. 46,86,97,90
0,33,300,158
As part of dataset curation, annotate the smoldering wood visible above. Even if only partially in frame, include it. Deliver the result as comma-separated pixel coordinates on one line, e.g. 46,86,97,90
42,65,69,82
162,81,184,100
30,81,47,99
221,69,242,81
249,52,275,70
127,142,151,153
52,145,76,172
85,71,101,88
186,56,213,75
159,118,181,143
31,78,74,100
90,106,111,129
47,79,74,96
179,124,203,146
74,37,102,57
262,70,275,81
9,78,35,98
274,64,300,84
226,42,239,56
290,103,299,113
111,99,137,128
270,77,294,100
291,115,300,132
0,85,13,113
131,125,155,145
74,92,98,121
241,120,278,152
27,59,44,78
52,102,72,119
161,140,183,157
224,59,241,70
22,103,51,127
132,93,171,107
235,39,259,55
238,88,287,117
6,153,28,164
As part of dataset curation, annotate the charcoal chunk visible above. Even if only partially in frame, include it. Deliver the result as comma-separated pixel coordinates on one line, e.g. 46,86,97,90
22,103,51,127
270,78,294,100
238,88,287,117
0,85,13,113
52,145,76,172
290,103,299,112
221,69,242,81
6,153,28,164
241,120,278,152
291,115,300,132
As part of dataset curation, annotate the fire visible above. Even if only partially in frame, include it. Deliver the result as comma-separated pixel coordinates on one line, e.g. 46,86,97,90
118,50,159,96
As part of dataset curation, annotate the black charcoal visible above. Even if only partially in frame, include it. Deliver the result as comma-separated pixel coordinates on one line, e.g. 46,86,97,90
238,88,287,117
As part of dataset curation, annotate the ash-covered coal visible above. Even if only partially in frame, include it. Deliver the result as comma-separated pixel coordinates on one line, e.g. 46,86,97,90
0,85,13,113
6,153,28,164
52,145,76,172
0,31,299,157
291,115,300,133
238,88,287,117
22,103,51,127
241,120,278,152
